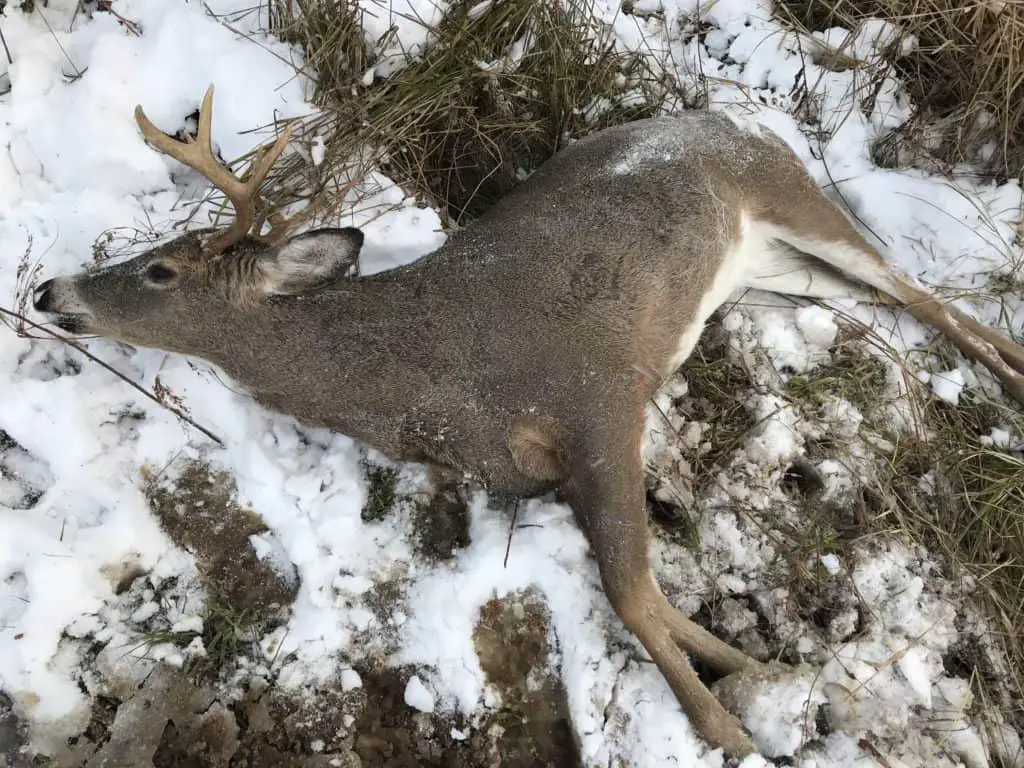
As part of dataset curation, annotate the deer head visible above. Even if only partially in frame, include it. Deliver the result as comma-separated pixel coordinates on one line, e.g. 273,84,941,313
33,85,362,352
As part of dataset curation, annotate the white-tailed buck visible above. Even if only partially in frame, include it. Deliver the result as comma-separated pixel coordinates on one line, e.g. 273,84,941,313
34,85,1024,757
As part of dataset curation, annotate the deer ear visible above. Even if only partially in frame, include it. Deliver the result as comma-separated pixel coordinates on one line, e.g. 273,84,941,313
261,228,364,295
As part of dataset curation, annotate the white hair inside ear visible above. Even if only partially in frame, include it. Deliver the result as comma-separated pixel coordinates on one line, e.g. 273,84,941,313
261,228,365,295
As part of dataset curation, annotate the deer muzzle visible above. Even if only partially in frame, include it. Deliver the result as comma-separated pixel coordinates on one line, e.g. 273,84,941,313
33,278,93,334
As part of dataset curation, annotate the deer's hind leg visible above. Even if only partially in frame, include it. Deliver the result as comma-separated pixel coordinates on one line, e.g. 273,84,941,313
748,234,1024,402
747,240,886,303
561,410,759,757
750,171,1024,401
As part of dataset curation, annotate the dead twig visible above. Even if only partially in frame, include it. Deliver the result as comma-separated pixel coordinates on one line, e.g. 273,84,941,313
503,498,520,567
0,305,224,447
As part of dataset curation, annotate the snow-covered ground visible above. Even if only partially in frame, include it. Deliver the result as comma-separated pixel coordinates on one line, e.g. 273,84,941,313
1,0,1022,766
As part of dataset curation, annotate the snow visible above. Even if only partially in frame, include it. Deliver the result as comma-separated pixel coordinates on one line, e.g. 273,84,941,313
726,665,826,758
795,305,839,349
931,367,967,404
819,553,841,575
1,0,1022,766
403,674,435,713
981,427,1012,448
359,0,448,80
340,668,363,692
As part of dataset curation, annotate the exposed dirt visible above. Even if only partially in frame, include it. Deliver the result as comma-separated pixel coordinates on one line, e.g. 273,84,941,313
6,460,578,768
410,487,471,561
1,692,26,768
349,589,578,767
228,681,359,768
470,590,579,767
143,460,300,631
34,662,361,768
360,460,471,562
14,592,578,768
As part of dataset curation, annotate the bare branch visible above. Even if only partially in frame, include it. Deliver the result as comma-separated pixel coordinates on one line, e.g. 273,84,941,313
0,305,224,446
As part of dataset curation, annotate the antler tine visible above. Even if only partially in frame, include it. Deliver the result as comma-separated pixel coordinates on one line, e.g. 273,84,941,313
247,122,293,191
134,84,294,252
193,83,214,151
239,121,294,243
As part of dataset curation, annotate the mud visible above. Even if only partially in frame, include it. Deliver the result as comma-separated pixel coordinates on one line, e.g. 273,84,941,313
349,590,577,767
143,460,300,630
5,454,578,768
8,591,578,768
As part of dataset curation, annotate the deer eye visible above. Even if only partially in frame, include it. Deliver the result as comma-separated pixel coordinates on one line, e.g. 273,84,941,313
146,263,178,284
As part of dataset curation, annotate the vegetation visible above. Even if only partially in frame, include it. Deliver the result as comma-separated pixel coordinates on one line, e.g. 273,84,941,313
262,0,660,230
780,0,1024,178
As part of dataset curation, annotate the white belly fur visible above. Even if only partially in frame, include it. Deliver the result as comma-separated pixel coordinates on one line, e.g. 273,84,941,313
666,212,764,374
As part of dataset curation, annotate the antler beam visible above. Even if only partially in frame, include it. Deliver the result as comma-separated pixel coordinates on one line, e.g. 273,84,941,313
134,84,293,252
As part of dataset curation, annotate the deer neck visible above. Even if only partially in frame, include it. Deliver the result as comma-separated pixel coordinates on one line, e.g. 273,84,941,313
191,276,441,446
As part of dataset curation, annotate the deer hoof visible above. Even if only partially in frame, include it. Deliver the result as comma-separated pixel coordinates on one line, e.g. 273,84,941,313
711,660,824,759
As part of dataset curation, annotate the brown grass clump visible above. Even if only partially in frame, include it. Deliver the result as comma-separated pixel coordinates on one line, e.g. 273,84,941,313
264,0,659,230
671,311,1024,754
779,0,1024,178
784,324,1024,749
885,389,1024,738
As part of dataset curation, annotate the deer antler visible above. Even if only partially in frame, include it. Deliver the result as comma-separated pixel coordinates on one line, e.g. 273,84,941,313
134,84,294,252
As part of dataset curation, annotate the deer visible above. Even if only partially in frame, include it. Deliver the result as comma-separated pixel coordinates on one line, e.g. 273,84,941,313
32,84,1024,758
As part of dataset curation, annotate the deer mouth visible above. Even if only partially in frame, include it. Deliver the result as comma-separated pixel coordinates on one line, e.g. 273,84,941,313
50,314,91,334
33,279,93,334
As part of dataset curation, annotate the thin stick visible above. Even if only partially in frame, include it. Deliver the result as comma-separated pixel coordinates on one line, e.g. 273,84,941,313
0,306,224,446
35,8,85,79
503,498,520,568
0,23,12,66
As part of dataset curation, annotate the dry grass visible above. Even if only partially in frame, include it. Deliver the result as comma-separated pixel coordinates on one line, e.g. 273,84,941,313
663,309,1024,754
883,389,1024,740
263,0,661,230
784,326,1024,748
779,0,1024,178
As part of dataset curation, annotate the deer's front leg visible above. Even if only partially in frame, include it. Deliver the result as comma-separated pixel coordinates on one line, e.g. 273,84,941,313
560,415,760,758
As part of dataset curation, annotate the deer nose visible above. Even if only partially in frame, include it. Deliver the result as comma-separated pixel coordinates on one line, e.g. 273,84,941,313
33,279,56,312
